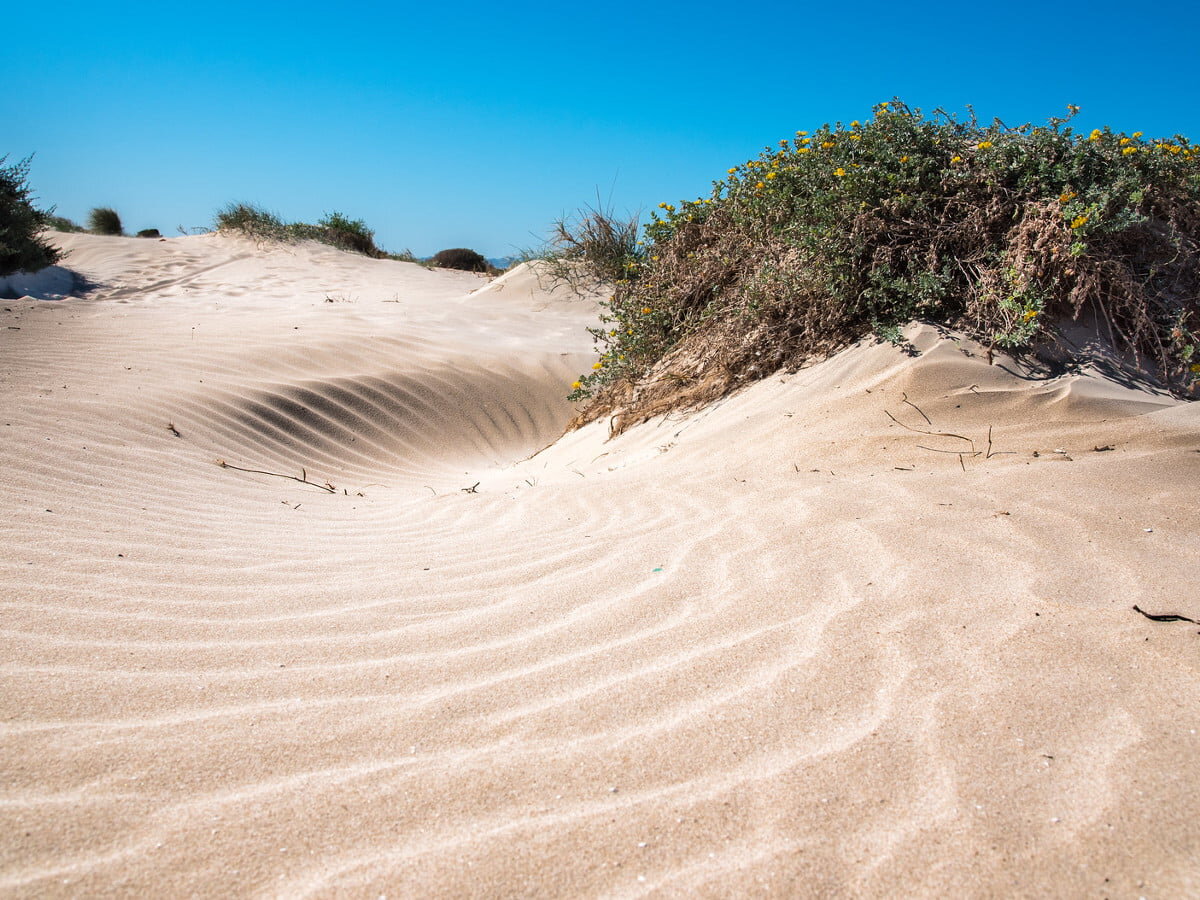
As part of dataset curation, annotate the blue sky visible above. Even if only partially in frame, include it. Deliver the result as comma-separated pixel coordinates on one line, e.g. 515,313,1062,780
6,0,1199,258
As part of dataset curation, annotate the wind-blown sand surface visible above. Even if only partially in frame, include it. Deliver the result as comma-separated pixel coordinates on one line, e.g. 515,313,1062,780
1,232,1198,897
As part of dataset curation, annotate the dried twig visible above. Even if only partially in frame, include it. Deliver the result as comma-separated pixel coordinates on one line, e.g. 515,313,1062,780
217,459,336,493
885,410,975,445
1132,605,1199,625
900,392,932,425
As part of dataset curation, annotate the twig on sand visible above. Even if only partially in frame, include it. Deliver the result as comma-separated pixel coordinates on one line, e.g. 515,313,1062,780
900,392,932,425
461,482,480,494
1132,605,1199,625
885,410,975,447
216,459,336,493
167,422,181,437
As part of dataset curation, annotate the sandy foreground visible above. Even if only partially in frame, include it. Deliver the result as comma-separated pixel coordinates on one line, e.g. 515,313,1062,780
1,232,1197,898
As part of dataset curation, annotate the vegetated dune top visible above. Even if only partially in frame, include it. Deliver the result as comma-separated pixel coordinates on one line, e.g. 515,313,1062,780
1,232,1197,898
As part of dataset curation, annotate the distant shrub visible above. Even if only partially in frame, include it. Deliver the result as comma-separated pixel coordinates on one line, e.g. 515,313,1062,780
386,248,421,263
312,214,381,260
215,203,385,257
47,214,83,232
87,206,123,235
214,202,289,241
0,155,63,277
568,100,1200,427
136,228,161,238
430,247,491,272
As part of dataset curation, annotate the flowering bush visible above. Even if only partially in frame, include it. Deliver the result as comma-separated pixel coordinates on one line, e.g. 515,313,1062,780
568,101,1200,429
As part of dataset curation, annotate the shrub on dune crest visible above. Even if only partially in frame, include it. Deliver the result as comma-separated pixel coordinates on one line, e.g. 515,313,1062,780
87,206,123,235
565,100,1200,429
0,155,62,277
429,247,491,272
215,203,385,257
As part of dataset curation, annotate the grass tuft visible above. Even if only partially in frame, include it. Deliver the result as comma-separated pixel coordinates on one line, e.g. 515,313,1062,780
87,206,124,235
566,100,1200,429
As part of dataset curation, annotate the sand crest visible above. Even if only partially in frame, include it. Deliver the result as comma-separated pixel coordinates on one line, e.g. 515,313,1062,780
1,233,1198,897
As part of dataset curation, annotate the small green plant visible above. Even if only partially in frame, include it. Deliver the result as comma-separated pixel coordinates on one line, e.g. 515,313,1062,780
0,155,62,277
136,228,161,238
87,206,123,235
214,203,387,257
566,100,1200,427
46,214,83,232
214,202,289,241
430,247,491,272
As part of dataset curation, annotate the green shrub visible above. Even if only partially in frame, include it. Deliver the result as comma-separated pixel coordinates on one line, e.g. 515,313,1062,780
213,202,289,241
88,206,123,235
568,100,1200,428
136,228,161,238
0,155,62,277
430,247,491,272
47,214,83,232
215,203,385,257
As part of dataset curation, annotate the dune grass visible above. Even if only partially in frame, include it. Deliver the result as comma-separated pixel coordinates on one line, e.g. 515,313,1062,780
87,207,124,235
214,203,387,258
562,101,1200,430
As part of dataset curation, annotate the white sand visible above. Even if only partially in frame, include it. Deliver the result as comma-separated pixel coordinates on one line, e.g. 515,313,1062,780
1,232,1198,897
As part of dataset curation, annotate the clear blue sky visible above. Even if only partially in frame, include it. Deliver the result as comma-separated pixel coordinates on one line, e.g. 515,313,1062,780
6,0,1199,258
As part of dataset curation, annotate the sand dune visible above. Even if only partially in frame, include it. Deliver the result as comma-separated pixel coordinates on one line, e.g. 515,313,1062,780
1,233,1198,897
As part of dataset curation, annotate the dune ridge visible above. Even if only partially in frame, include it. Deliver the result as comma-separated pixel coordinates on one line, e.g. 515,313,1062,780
1,233,1198,897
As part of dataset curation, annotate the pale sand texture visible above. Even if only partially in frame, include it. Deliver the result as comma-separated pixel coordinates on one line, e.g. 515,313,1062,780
1,232,1198,897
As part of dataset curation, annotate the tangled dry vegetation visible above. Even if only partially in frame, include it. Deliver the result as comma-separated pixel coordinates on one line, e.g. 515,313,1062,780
559,101,1200,433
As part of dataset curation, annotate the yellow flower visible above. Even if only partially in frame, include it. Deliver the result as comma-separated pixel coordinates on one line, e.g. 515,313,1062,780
899,155,909,163
879,101,889,108
766,171,776,179
592,362,603,370
1022,309,1039,322
834,167,846,177
798,138,810,145
727,167,737,174
571,380,582,390
658,202,668,208
1122,146,1137,156
796,130,809,136
641,307,652,314
848,134,860,141
1119,137,1133,146
1070,215,1089,229
977,141,993,149
1090,129,1102,141
755,181,766,190
951,155,963,163
1058,191,1077,204
822,141,835,149
797,147,810,154
850,120,860,127
1133,131,1144,138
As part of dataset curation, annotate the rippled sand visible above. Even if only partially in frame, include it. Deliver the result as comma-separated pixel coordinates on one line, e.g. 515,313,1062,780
2,233,1198,897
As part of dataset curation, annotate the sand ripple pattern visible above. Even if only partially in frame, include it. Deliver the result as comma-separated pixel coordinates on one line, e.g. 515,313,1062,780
2,236,1199,897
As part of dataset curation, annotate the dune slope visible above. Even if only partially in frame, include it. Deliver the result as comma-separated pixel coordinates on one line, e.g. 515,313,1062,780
1,234,1197,898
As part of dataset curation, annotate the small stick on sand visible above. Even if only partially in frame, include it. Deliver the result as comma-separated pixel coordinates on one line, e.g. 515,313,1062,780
1132,605,1199,625
217,459,336,493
